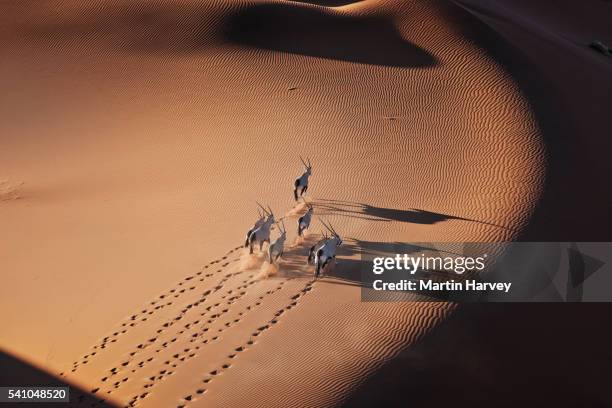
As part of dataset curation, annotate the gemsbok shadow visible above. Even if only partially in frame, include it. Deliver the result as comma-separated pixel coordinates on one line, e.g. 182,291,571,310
315,199,512,230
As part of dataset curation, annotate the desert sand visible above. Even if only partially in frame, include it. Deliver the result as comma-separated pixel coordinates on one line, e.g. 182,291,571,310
1,0,608,407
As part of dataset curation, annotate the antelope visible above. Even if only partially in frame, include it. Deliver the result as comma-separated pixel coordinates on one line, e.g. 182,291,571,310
245,206,266,247
297,202,314,236
247,205,275,254
293,156,312,201
268,220,287,264
307,230,329,265
314,220,342,278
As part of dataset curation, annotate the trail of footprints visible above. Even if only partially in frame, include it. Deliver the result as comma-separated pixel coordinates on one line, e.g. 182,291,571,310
65,247,248,407
91,275,314,408
103,268,247,374
67,202,318,408
100,272,247,394
65,247,243,375
174,281,315,408
110,275,280,393
93,269,251,396
124,278,298,407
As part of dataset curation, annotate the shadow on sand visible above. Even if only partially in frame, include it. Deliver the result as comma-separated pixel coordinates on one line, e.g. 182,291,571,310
0,350,116,407
342,302,612,407
22,1,437,68
315,198,512,230
223,3,438,68
274,230,462,292
270,232,373,285
292,0,364,6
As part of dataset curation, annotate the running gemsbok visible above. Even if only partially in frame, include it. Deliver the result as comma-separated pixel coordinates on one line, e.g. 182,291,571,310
246,204,275,254
268,220,287,264
297,202,314,236
314,220,342,278
308,230,328,265
293,156,312,201
244,205,266,247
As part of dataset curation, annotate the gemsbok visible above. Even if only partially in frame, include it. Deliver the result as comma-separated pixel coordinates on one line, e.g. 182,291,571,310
268,220,287,264
246,205,275,254
314,220,342,278
297,202,314,236
293,156,312,201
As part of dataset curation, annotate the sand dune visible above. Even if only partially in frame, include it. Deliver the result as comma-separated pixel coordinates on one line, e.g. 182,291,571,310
1,0,550,406
454,0,612,240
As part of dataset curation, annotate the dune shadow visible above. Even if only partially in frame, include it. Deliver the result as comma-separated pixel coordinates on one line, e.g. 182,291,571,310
0,350,116,407
292,0,365,6
223,3,438,67
315,199,511,230
20,1,437,66
343,302,612,407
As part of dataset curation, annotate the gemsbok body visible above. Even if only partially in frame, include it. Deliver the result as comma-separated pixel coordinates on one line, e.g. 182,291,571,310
247,205,275,254
268,220,287,264
297,203,314,236
314,221,342,278
308,231,329,265
245,207,266,247
294,156,312,201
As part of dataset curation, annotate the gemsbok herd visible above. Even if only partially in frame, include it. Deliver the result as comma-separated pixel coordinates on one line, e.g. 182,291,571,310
244,157,342,278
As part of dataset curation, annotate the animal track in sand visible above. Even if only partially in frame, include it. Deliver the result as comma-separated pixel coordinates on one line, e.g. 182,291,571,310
70,242,312,408
68,247,243,373
97,271,250,394
67,251,245,402
99,256,300,405
178,280,315,407
124,279,291,405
